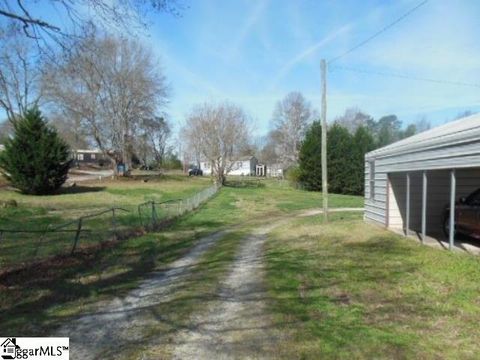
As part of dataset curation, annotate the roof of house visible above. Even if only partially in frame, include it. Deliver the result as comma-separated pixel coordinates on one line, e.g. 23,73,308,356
366,113,480,159
75,149,103,154
200,155,256,162
237,155,256,161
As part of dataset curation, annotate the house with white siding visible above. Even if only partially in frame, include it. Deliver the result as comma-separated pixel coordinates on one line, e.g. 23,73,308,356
199,156,258,176
365,113,480,250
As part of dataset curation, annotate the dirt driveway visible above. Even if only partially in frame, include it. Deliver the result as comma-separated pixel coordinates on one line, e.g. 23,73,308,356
58,208,362,359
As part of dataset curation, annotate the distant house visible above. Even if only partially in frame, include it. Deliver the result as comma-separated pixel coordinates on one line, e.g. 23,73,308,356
266,163,284,178
199,156,258,176
73,149,107,166
0,144,5,152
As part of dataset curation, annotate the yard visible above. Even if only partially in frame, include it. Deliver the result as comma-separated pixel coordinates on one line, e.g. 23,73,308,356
0,176,361,340
1,175,479,359
265,212,480,359
0,173,212,268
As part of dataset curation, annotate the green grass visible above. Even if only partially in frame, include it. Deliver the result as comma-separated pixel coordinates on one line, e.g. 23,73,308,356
0,174,212,268
0,178,363,344
265,212,480,359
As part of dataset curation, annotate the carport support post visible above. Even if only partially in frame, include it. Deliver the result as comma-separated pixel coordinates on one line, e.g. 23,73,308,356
449,169,456,250
405,172,410,237
421,171,427,244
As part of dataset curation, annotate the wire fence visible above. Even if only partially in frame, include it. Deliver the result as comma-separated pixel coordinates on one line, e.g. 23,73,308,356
0,184,220,272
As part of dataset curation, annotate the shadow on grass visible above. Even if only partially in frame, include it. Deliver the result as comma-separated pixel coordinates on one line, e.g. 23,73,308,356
0,226,202,335
54,186,107,195
263,234,453,357
224,180,265,189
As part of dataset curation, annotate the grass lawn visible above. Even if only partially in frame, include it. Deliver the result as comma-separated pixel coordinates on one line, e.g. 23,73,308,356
0,174,212,268
265,212,480,359
0,179,362,340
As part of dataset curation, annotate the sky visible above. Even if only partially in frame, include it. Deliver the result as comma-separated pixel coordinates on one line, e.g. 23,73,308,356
142,0,480,135
2,0,480,137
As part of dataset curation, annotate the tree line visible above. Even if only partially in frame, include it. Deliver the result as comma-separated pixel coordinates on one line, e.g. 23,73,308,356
297,109,433,195
0,25,179,175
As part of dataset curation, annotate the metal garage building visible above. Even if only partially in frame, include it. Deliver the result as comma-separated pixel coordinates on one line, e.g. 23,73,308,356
364,113,480,250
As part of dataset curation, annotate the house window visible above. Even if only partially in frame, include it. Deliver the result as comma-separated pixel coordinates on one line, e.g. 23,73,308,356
77,153,84,161
369,160,375,200
91,153,96,160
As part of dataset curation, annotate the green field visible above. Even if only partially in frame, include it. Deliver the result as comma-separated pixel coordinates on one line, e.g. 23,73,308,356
0,176,362,339
265,212,480,359
0,174,212,268
3,175,479,359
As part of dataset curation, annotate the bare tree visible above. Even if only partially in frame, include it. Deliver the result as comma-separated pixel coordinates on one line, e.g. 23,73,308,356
0,0,183,51
43,33,169,174
49,112,90,149
183,102,250,184
0,119,13,144
258,130,281,165
271,91,313,168
136,116,171,168
334,107,373,134
0,24,41,121
415,116,431,133
453,110,477,121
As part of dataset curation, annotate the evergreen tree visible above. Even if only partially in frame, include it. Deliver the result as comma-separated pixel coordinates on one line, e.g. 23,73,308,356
0,108,72,194
327,123,354,194
351,126,375,195
299,121,322,190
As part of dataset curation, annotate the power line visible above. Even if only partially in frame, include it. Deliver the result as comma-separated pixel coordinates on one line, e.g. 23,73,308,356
328,0,429,64
330,65,480,88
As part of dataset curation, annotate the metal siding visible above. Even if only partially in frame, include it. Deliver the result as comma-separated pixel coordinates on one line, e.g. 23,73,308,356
366,115,480,173
364,163,387,226
366,114,480,160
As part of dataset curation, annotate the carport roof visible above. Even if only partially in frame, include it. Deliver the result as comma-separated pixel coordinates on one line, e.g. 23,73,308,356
366,113,480,160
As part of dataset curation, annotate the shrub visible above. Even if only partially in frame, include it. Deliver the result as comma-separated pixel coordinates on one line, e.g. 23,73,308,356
0,108,72,195
285,165,302,187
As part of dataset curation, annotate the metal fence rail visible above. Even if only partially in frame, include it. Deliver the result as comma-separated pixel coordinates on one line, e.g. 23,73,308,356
0,183,220,271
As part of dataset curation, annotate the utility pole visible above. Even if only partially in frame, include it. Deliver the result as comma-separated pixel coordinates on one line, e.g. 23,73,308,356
321,59,328,222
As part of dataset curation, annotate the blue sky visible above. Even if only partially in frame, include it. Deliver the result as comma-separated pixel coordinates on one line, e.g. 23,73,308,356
142,0,480,135
2,0,480,137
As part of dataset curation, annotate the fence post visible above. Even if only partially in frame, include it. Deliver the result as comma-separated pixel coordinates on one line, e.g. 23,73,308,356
71,218,83,255
112,208,117,240
151,201,157,227
138,205,144,228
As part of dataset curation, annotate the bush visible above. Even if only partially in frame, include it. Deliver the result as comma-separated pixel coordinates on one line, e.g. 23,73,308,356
285,165,301,187
0,108,72,195
298,122,375,195
162,153,183,170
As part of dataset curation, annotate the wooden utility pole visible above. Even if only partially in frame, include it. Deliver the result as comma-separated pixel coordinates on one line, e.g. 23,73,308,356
321,59,328,222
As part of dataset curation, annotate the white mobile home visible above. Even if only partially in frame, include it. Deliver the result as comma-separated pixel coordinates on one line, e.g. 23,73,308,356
365,113,480,250
199,156,258,176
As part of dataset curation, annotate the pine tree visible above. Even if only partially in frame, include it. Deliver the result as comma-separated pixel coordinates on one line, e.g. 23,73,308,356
327,123,354,194
352,126,375,195
0,108,72,195
299,121,322,191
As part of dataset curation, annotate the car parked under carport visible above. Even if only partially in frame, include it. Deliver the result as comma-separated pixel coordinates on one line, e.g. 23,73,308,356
365,113,480,251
